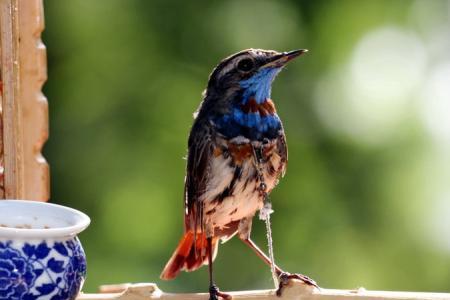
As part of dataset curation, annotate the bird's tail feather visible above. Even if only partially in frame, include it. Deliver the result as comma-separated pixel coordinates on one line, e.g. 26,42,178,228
160,231,218,280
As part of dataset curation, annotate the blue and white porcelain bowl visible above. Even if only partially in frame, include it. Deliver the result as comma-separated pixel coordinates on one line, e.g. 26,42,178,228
0,200,90,300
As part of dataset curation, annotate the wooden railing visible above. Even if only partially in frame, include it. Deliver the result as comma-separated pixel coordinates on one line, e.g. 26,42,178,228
76,281,450,300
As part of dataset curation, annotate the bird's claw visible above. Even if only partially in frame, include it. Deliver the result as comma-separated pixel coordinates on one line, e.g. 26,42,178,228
276,272,319,297
209,284,232,300
209,285,218,300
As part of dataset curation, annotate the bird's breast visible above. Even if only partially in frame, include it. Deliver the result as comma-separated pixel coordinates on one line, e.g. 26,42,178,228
201,136,285,234
213,98,282,140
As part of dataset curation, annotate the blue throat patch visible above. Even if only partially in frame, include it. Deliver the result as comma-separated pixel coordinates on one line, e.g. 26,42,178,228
214,67,283,140
240,67,281,104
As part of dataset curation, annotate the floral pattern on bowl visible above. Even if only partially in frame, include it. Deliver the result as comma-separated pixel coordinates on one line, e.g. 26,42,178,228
0,200,90,300
0,239,86,300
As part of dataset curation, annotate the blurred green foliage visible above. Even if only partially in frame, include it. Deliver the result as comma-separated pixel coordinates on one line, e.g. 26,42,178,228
43,0,450,293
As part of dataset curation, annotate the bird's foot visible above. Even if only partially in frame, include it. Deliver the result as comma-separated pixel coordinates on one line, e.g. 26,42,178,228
276,272,319,297
209,284,232,300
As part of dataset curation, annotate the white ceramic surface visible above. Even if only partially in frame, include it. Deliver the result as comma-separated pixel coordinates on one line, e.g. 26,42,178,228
0,200,90,239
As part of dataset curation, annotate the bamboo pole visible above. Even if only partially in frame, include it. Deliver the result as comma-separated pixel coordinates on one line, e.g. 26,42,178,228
0,0,49,201
77,281,450,300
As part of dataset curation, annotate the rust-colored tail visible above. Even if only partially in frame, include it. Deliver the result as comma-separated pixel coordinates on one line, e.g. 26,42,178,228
160,231,218,280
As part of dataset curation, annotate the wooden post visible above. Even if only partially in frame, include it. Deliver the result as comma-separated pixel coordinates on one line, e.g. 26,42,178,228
0,0,49,201
77,281,450,300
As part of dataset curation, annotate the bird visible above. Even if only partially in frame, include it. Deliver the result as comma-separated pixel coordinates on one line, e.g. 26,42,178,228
160,49,317,299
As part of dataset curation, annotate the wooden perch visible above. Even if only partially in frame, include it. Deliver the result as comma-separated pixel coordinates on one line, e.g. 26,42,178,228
77,280,450,300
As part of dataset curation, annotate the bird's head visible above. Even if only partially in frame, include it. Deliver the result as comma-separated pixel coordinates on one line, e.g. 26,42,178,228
205,48,307,105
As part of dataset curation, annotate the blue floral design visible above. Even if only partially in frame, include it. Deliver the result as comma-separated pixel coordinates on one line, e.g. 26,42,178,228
0,242,37,299
0,239,86,300
51,240,86,300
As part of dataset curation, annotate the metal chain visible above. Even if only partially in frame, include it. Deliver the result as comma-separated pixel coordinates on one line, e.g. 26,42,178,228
252,144,278,289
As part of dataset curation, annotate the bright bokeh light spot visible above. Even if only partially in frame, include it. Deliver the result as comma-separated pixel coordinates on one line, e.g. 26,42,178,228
315,26,427,145
419,62,450,146
349,27,426,120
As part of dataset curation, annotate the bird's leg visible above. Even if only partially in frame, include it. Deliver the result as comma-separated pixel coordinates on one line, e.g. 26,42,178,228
207,238,231,300
241,237,283,275
240,237,319,296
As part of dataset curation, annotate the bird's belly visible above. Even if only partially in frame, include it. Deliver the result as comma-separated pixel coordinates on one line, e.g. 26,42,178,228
203,159,263,228
201,139,283,231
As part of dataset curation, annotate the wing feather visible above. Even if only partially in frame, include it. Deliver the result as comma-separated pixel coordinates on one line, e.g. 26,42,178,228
184,120,214,232
276,131,288,177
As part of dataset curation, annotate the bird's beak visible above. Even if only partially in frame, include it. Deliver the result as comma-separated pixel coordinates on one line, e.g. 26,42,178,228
262,49,308,68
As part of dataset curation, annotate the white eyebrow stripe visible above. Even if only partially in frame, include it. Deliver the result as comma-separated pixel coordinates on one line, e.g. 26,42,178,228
217,61,235,78
217,53,254,79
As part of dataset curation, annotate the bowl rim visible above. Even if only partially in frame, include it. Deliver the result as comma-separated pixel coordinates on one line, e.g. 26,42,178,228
0,200,90,239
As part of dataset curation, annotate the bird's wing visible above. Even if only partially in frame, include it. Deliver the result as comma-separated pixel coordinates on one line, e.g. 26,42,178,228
277,131,288,177
184,120,214,232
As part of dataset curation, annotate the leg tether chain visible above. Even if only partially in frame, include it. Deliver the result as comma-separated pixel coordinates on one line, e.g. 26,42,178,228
252,144,278,289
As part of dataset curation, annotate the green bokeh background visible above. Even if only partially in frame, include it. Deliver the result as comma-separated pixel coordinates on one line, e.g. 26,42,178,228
42,0,450,293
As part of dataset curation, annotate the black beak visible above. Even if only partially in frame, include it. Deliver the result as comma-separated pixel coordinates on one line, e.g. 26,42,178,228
283,49,308,61
263,49,308,68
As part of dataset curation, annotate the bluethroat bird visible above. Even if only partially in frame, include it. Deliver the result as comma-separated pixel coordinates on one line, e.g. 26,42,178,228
161,49,317,299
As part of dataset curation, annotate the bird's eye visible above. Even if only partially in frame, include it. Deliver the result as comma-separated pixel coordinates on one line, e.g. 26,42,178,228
237,58,254,72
